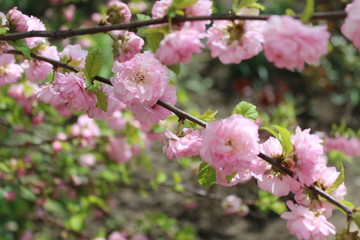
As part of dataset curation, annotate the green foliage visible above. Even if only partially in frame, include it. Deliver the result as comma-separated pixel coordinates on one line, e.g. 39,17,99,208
8,40,31,60
84,48,104,80
256,191,286,215
136,14,151,21
353,212,360,229
87,85,108,112
139,27,168,52
300,0,314,23
197,161,216,187
198,108,218,122
262,125,294,156
172,0,197,10
232,101,259,120
233,0,265,12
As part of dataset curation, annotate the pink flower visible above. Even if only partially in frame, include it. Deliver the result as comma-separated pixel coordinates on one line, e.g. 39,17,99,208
62,4,76,22
71,115,100,139
107,137,132,163
200,114,260,175
151,0,172,19
111,51,169,106
184,0,212,32
54,72,97,112
87,85,126,120
52,141,62,152
7,7,28,32
263,15,330,71
156,28,204,65
78,153,96,167
0,54,23,86
131,234,148,240
251,137,300,196
4,191,16,201
207,12,265,64
216,168,252,186
281,201,336,240
36,83,63,105
221,195,242,214
0,12,8,26
324,136,360,157
113,31,144,62
59,44,88,69
106,111,126,130
128,84,176,129
25,15,46,48
341,0,360,50
8,82,38,114
163,128,202,160
106,0,132,24
292,127,326,186
24,45,59,81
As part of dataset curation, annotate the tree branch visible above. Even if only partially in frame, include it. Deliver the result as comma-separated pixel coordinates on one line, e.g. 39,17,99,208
0,10,346,41
4,50,354,217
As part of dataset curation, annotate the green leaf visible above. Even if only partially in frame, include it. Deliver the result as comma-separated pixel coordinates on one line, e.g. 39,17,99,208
261,126,279,139
232,101,258,120
285,8,296,16
197,161,216,187
44,199,66,218
156,171,168,184
139,27,167,52
173,0,197,10
353,212,360,229
136,14,151,21
326,164,345,194
236,0,265,11
198,108,218,122
87,86,108,112
84,48,104,79
172,171,184,192
273,125,294,156
66,214,85,232
8,40,31,60
88,195,109,211
226,172,237,184
168,64,181,75
300,0,314,23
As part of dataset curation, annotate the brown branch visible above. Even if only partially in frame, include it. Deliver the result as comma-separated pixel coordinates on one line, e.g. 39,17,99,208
4,50,354,217
0,10,346,41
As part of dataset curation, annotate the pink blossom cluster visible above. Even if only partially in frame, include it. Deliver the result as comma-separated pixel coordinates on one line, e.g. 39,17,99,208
70,115,100,148
106,0,132,24
112,31,144,62
163,128,202,160
341,0,360,50
111,51,176,128
207,8,266,64
263,15,330,71
0,53,23,86
324,135,360,157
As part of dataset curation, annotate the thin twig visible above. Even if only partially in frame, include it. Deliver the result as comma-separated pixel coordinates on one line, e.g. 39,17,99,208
4,49,354,217
0,10,346,41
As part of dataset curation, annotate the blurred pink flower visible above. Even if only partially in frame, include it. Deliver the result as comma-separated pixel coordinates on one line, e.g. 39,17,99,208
281,201,336,240
107,137,132,163
156,28,204,66
221,195,242,214
113,31,144,62
79,153,96,167
341,0,360,50
263,15,329,71
62,4,76,22
207,14,265,64
163,128,202,160
111,51,169,106
4,191,16,201
292,127,325,186
106,0,132,24
200,114,260,175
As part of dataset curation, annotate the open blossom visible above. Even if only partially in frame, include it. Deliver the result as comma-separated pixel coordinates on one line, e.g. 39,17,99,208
106,0,131,24
216,168,252,186
292,127,326,186
263,15,330,71
113,31,144,62
24,45,59,81
128,84,176,129
25,15,46,48
0,53,23,86
341,0,360,50
111,51,169,106
163,128,202,160
107,137,132,163
156,28,204,65
78,153,96,167
200,114,260,175
207,9,265,64
59,44,88,69
251,137,300,196
54,72,97,112
151,0,172,19
281,201,336,240
7,7,28,32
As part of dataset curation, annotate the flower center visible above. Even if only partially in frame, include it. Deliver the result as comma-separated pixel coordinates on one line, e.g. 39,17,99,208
227,21,246,44
134,72,145,84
